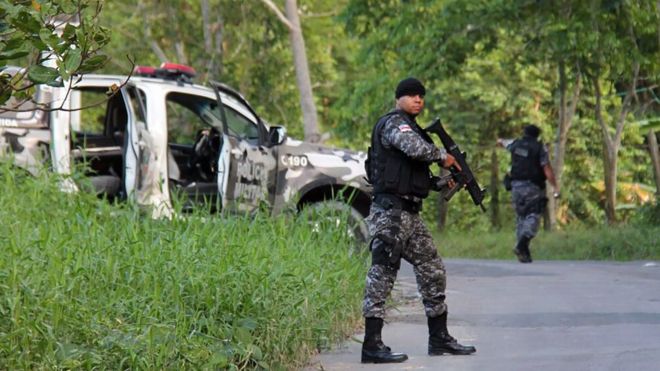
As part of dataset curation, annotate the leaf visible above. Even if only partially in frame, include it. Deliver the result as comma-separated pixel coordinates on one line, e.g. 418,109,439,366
27,65,59,84
59,1,77,14
0,88,11,106
637,117,660,132
15,10,41,34
62,23,77,42
39,28,57,48
0,48,30,61
29,38,47,51
78,55,109,73
75,28,87,51
64,49,82,74
3,37,26,51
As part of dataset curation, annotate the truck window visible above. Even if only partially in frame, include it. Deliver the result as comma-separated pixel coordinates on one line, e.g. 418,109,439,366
76,88,108,135
224,106,259,140
166,92,222,145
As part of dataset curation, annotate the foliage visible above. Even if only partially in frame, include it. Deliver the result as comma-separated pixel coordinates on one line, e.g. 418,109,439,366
98,0,354,141
438,224,660,261
0,0,110,108
632,201,660,226
0,162,367,369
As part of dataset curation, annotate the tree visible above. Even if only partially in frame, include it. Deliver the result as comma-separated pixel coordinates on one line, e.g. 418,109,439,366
261,0,320,142
0,0,110,110
648,129,660,194
586,1,659,223
99,1,349,142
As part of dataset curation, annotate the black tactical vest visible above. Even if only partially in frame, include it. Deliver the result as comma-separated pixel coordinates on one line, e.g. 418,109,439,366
366,111,432,198
509,136,546,188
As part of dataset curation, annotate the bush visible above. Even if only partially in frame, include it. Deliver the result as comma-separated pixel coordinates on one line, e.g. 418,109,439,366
632,202,660,226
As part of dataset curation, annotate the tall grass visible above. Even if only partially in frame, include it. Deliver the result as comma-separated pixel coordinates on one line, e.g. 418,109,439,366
0,164,368,369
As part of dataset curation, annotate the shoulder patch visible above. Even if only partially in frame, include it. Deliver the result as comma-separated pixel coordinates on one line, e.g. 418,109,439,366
398,124,412,132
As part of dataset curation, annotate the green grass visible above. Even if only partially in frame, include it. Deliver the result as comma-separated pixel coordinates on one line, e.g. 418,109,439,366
0,165,368,369
437,225,660,261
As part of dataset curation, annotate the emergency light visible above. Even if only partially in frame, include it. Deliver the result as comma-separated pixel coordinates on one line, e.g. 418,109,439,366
133,62,197,81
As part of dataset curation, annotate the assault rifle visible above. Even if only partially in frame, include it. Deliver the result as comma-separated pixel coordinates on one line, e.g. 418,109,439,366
425,118,487,212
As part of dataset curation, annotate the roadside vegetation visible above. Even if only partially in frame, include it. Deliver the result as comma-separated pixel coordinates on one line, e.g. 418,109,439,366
0,164,368,369
434,198,659,261
437,224,659,261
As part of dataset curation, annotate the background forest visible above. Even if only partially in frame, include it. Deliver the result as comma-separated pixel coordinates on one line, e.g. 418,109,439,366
97,0,659,231
3,0,660,230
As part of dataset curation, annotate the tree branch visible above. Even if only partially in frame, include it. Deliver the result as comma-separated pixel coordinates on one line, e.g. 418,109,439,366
259,0,297,31
0,57,136,113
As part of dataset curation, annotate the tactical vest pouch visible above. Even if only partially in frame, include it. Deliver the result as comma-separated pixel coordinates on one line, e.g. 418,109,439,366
410,164,431,197
383,157,403,190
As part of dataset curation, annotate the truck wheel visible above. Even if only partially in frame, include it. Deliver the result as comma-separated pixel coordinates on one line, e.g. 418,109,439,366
303,200,369,247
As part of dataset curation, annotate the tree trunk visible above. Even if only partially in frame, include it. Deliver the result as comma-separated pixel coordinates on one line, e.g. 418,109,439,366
202,0,212,52
602,143,618,223
489,148,501,230
214,13,224,77
648,130,660,195
201,0,213,78
551,61,581,228
201,0,223,80
284,0,321,142
137,2,168,63
591,63,638,224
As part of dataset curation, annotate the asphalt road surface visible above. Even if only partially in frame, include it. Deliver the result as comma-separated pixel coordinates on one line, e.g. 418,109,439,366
306,259,660,371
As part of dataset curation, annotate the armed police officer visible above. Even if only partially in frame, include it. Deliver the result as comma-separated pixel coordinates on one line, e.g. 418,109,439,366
361,77,476,364
498,125,559,263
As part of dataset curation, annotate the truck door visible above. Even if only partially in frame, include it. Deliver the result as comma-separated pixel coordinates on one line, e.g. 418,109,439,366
123,86,173,218
211,82,278,214
49,84,78,192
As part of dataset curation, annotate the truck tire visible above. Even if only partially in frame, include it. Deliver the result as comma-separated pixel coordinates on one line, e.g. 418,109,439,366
303,200,369,247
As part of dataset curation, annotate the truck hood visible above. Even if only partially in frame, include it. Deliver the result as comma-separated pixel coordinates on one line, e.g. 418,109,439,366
276,137,369,192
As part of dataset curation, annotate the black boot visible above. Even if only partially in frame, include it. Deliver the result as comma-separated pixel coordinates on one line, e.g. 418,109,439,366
513,236,532,263
428,312,476,356
361,317,408,363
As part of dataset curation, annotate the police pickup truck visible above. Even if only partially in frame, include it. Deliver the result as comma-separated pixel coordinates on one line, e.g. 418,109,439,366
0,63,371,240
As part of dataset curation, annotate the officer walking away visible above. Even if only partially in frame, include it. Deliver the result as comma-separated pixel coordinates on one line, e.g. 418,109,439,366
361,77,476,364
498,125,559,263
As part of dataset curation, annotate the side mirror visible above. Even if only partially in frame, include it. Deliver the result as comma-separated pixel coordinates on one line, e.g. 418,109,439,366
268,125,287,146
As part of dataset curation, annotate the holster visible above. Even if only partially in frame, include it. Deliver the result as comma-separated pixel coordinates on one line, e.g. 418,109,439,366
370,195,405,269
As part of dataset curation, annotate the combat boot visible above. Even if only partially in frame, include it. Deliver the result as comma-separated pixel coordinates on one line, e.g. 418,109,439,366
361,317,408,363
513,236,532,263
428,312,476,356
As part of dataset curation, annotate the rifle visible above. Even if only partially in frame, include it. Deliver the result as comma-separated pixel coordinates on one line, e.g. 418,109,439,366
425,118,487,212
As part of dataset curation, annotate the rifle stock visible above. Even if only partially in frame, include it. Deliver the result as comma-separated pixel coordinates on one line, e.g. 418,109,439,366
425,118,487,212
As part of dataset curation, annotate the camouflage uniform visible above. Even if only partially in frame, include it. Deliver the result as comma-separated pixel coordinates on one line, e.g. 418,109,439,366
363,111,448,319
507,142,551,241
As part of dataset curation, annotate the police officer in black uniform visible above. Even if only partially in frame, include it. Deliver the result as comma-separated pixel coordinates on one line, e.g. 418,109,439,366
361,77,476,363
499,125,559,263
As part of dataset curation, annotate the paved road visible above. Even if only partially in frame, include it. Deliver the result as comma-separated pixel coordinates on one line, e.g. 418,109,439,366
306,259,660,371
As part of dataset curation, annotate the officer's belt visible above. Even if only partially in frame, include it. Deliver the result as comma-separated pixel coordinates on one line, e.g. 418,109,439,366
373,193,422,214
